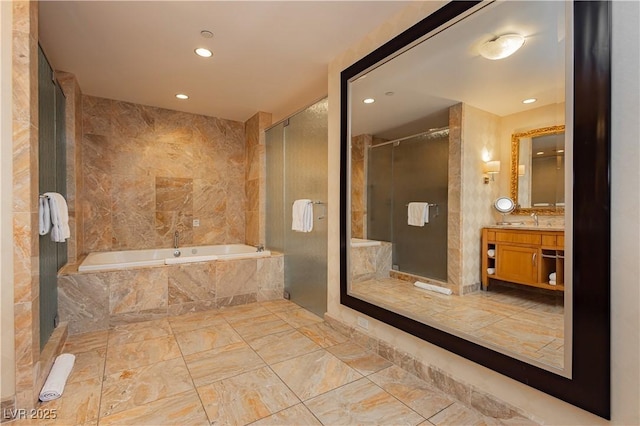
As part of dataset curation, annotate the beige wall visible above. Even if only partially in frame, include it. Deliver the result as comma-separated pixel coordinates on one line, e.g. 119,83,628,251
0,0,15,403
327,1,639,424
80,95,246,253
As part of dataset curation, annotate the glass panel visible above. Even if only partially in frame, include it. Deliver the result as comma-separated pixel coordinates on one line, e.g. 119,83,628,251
265,123,285,252
366,143,392,243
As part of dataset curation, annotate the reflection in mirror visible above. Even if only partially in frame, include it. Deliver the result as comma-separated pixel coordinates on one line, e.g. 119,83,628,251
511,125,565,214
347,0,568,373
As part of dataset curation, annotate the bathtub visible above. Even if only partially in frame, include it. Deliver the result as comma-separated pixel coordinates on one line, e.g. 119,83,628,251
351,238,383,248
78,244,271,272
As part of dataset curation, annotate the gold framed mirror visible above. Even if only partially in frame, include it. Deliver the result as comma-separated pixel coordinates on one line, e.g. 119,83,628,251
510,125,565,215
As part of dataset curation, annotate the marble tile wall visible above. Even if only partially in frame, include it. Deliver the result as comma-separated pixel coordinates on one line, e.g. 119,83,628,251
81,95,246,252
58,254,284,335
11,0,41,409
350,242,392,283
350,134,370,239
55,72,83,263
244,112,272,247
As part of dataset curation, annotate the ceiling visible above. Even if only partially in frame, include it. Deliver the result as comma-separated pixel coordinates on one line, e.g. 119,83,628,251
38,1,412,123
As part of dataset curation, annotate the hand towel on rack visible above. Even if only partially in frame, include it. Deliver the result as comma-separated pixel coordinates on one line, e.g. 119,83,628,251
44,192,70,242
292,199,313,232
39,196,51,236
407,202,429,226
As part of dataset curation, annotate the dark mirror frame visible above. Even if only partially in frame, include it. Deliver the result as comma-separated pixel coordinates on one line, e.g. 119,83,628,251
339,1,610,419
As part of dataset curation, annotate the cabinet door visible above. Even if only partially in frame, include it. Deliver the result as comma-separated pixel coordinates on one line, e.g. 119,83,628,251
496,245,539,284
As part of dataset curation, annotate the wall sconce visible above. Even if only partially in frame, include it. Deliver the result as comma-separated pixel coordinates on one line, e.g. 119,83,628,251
483,160,501,184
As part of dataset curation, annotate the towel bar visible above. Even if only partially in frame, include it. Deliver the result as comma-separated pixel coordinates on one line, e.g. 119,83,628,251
405,203,439,217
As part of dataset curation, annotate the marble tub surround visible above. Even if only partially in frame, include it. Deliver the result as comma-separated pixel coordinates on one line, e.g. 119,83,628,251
350,240,392,283
58,254,284,334
19,301,534,425
81,95,246,252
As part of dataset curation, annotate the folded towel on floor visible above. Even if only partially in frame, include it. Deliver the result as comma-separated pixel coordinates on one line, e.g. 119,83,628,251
407,202,429,226
292,199,313,232
39,196,51,236
44,192,70,243
39,354,75,402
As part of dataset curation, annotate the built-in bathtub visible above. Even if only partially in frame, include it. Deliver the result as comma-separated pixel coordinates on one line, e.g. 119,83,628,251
78,244,271,272
59,244,283,334
350,237,382,248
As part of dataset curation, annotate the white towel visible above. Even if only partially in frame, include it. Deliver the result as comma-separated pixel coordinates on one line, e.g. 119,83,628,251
549,280,557,285
39,196,51,236
407,202,429,226
549,272,557,281
487,249,495,257
292,199,313,232
39,353,75,402
44,192,70,243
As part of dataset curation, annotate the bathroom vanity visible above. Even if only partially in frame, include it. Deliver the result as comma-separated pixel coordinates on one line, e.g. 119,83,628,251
481,227,564,291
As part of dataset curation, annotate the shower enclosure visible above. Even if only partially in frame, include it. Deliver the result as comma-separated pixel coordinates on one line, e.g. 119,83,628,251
367,128,449,282
265,99,328,317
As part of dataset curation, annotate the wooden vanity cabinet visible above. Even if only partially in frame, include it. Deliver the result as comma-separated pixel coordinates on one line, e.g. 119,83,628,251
481,228,564,291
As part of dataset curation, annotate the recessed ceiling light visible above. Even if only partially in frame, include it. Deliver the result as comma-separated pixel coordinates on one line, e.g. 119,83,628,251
385,91,395,96
479,34,525,60
536,151,544,155
200,30,214,39
195,48,213,58
175,94,189,100
363,98,375,104
522,98,537,104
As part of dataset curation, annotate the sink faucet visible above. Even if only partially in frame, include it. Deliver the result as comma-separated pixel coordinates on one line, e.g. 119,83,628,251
174,230,180,249
530,212,539,227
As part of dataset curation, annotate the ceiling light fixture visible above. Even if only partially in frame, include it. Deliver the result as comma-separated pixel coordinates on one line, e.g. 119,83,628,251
363,98,375,104
200,30,214,39
175,93,189,100
479,34,525,60
536,151,544,155
194,47,213,58
522,98,537,104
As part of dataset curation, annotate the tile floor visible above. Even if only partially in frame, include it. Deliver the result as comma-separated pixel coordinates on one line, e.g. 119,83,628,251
12,299,535,426
351,278,564,369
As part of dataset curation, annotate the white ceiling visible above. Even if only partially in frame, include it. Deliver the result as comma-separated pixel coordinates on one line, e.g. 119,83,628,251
38,1,412,123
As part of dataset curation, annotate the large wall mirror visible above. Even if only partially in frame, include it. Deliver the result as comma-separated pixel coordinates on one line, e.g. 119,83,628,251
340,0,610,418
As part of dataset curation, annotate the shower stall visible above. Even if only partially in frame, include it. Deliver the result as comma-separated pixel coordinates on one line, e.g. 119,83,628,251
265,98,328,317
367,128,449,282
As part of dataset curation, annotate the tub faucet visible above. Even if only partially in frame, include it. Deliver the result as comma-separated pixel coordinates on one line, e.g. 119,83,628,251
256,244,265,252
530,212,538,227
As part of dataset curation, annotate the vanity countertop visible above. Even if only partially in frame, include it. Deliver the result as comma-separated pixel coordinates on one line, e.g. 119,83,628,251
486,224,565,232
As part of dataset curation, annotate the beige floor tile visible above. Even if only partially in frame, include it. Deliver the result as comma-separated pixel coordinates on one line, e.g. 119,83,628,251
305,377,424,425
274,308,324,328
66,347,106,384
37,377,102,425
108,318,173,346
369,365,455,419
327,341,393,375
271,350,362,401
218,302,272,322
62,330,108,353
98,390,209,426
100,357,194,417
259,299,301,313
167,309,227,334
174,323,243,356
228,313,293,340
184,341,265,387
297,322,350,348
105,335,182,374
428,402,487,425
197,366,300,425
250,403,322,425
246,329,321,364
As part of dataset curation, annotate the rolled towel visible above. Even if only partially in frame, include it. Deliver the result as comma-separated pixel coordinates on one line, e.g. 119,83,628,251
549,280,557,285
39,353,75,402
549,272,557,281
39,196,51,236
414,281,452,295
487,249,495,257
487,268,496,275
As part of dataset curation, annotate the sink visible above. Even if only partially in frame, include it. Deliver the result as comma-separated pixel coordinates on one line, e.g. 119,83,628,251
491,223,564,231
